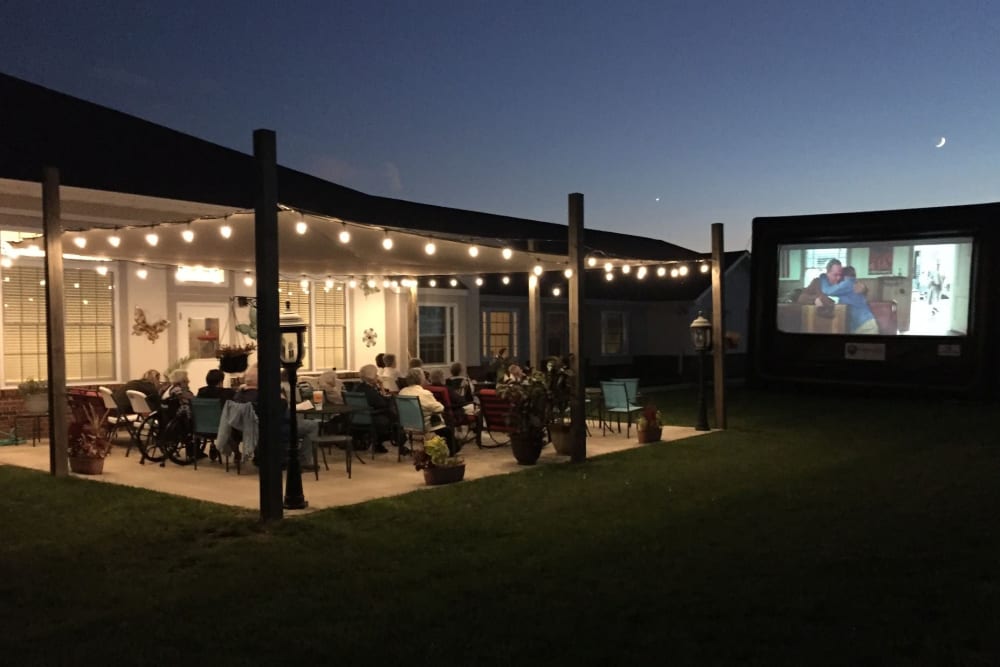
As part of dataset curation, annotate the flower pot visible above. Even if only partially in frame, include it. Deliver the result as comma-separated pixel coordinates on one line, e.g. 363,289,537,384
69,456,105,475
22,393,48,414
549,424,573,456
510,432,544,465
422,463,466,486
637,427,663,444
219,353,249,373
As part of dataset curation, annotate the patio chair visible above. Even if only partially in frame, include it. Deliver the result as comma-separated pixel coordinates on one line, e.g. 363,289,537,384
98,385,139,449
610,378,640,405
190,397,223,469
393,395,429,456
476,388,514,448
343,391,382,461
600,381,642,437
427,385,480,447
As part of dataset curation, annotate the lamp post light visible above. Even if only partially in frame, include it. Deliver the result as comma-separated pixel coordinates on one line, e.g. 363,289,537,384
279,301,308,510
689,311,712,432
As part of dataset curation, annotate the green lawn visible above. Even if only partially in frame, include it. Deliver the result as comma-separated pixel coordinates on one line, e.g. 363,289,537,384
1,388,999,665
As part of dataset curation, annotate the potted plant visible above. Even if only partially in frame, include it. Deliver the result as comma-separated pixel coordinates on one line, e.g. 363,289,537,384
637,404,664,443
496,370,550,465
67,400,113,474
17,378,48,414
413,434,465,485
215,343,256,373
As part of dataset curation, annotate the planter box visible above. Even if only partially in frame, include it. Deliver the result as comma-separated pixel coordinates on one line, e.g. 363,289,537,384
69,456,105,475
422,463,465,486
637,427,663,444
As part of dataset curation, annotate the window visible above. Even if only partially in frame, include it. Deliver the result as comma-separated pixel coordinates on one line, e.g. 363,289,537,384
419,304,456,364
601,311,628,355
3,264,116,384
481,309,518,361
313,282,346,370
802,248,847,287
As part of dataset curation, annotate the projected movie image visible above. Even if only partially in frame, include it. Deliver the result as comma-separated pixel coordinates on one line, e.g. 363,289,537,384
777,239,972,336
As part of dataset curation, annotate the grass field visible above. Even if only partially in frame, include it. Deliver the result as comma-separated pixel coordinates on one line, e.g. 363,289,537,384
1,388,998,665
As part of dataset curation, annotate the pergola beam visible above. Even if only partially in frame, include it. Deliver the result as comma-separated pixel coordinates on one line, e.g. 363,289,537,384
43,167,68,477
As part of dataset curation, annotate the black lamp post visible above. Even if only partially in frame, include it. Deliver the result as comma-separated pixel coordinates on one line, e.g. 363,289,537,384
279,301,308,510
689,311,712,432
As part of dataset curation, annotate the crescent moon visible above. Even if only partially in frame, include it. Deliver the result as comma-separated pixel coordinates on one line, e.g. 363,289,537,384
935,137,946,148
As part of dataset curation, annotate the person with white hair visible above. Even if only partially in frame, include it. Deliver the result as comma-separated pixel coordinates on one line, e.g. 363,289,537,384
399,367,458,455
358,364,406,454
161,369,194,418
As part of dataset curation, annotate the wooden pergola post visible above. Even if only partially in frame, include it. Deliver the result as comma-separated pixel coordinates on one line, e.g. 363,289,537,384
528,274,542,371
254,129,283,521
711,222,727,429
42,167,68,477
568,193,586,462
407,284,418,362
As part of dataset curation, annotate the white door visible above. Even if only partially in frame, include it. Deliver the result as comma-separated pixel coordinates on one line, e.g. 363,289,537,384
176,302,230,361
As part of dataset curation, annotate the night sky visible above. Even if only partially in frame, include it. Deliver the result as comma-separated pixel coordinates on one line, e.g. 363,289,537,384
3,1,998,251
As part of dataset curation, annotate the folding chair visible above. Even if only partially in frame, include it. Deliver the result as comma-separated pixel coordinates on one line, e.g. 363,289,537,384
98,385,139,447
600,381,642,437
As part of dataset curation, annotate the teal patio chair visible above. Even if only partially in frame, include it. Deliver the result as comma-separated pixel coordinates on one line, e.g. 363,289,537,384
600,381,642,437
393,395,427,459
610,378,640,406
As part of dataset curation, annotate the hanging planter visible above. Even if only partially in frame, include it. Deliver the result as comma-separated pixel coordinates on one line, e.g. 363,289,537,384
216,343,256,373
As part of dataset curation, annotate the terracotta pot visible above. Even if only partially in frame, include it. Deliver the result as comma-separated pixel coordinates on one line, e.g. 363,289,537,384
422,463,466,486
637,427,663,444
69,456,105,475
219,354,250,373
549,424,573,456
510,433,544,465
22,393,48,414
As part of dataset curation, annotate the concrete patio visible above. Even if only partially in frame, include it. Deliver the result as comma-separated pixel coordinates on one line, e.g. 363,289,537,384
0,425,709,513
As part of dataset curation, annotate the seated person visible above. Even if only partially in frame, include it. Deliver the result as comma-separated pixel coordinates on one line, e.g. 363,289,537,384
230,366,317,471
358,364,407,454
316,368,344,404
826,265,879,335
114,368,163,414
197,368,235,402
448,361,476,403
161,369,194,419
430,368,475,418
399,368,458,455
502,363,526,384
379,353,401,388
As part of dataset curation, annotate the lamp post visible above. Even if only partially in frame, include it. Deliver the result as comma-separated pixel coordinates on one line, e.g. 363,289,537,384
689,311,712,432
279,301,308,510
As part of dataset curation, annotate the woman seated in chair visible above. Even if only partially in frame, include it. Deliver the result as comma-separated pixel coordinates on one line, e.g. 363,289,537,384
358,364,407,454
430,368,475,419
399,368,458,455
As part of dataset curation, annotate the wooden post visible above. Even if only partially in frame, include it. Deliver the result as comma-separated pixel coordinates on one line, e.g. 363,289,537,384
254,129,283,521
711,223,727,430
407,284,418,361
42,168,68,477
568,193,586,462
528,274,542,371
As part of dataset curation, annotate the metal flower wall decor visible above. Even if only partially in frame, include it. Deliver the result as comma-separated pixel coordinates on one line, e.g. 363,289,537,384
363,328,378,347
132,307,170,343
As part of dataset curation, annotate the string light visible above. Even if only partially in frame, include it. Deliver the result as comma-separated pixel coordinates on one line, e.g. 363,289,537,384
73,236,87,249
367,278,377,289
300,277,310,290
700,262,710,273
678,264,689,276
605,272,613,282
502,247,513,260
181,228,195,243
637,266,648,280
348,277,357,289
449,278,458,287
295,220,308,235
96,265,108,276
325,277,334,290
390,280,399,288
0,257,12,268
604,262,613,272
564,268,573,278
475,277,483,286
533,265,543,276
339,224,351,243
243,273,254,287
670,267,680,278
428,279,437,287
145,232,159,247
468,246,479,257
621,264,631,274
220,225,232,239
657,266,667,277
382,232,393,250
587,257,597,267
424,241,436,255
136,266,148,280
383,278,391,288
552,287,561,296
108,234,121,248
501,275,510,285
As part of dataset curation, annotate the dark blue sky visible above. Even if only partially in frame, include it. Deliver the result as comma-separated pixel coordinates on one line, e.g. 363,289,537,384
3,1,998,251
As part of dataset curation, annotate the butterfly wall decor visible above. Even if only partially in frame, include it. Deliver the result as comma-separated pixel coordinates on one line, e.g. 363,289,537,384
132,307,170,343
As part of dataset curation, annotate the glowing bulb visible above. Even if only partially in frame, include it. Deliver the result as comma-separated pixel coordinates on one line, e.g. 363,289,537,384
552,287,561,296
622,264,631,274
501,247,513,260
367,278,376,289
564,268,573,278
82,299,89,305
605,272,613,282
300,277,310,290
429,279,437,287
39,279,45,286
383,278,391,288
533,265,543,276
390,280,399,288
424,241,436,255
108,234,121,248
0,257,11,268
382,236,393,250
220,225,232,239
679,264,689,276
604,262,613,272
96,265,108,276
501,276,510,285
73,282,79,288
637,266,647,279
73,236,87,249
295,220,308,235
468,246,479,257
145,232,158,246
475,277,483,286
700,263,710,273
339,229,351,243
325,277,334,290
587,257,597,267
449,278,458,287
136,267,148,280
657,266,667,277
670,267,680,278
243,274,254,287
181,229,195,243
348,278,357,289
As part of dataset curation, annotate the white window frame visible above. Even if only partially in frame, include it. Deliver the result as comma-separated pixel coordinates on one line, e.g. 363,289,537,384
481,308,519,362
418,303,457,365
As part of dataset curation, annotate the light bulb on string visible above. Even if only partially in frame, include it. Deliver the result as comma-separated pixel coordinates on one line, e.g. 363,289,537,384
424,241,436,255
145,232,159,246
348,277,357,289
502,247,513,260
383,278,391,288
670,267,680,278
0,257,12,269
605,272,614,282
96,265,108,276
367,278,377,289
475,277,483,286
587,257,597,267
700,262,710,273
552,287,561,296
533,265,543,276
449,278,458,287
181,228,195,243
428,279,437,287
108,233,121,248
501,275,510,285
295,220,308,235
604,262,613,272
339,225,351,243
243,273,254,287
382,232,393,250
325,277,334,290
73,236,87,249
637,266,648,279
657,266,667,277
220,225,232,239
300,277,310,290
136,266,148,280
564,268,573,278
468,246,479,257
678,264,689,276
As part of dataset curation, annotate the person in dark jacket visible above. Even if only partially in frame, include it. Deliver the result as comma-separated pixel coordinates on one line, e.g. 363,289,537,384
358,364,406,454
196,368,235,402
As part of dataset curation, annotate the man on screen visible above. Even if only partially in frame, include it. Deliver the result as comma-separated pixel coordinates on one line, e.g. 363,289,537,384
797,259,879,334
